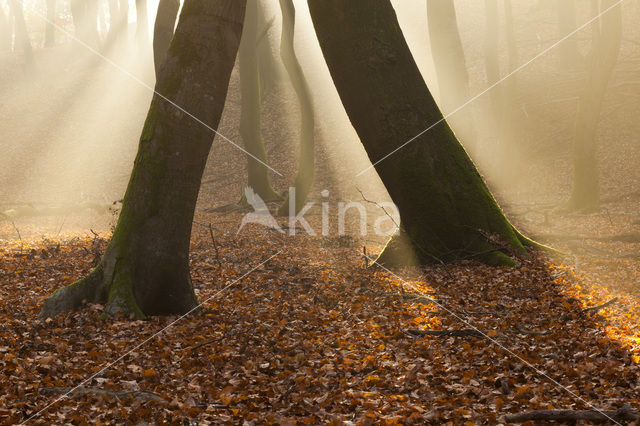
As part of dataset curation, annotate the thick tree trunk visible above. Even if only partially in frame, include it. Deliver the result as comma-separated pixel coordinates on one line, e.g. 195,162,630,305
8,0,34,68
153,0,179,78
238,0,281,203
0,6,11,51
308,0,539,266
136,0,148,42
426,0,475,151
276,0,314,216
41,0,246,318
567,0,621,212
44,0,55,47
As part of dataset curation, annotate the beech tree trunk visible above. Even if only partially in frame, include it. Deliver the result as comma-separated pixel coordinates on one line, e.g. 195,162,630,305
41,0,247,318
44,0,55,47
135,0,148,42
0,6,11,51
153,0,179,78
238,0,281,203
567,0,621,211
426,0,475,151
557,0,581,68
276,0,315,216
8,0,34,68
308,0,539,266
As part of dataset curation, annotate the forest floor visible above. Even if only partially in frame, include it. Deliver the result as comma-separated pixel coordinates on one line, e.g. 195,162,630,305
3,19,640,425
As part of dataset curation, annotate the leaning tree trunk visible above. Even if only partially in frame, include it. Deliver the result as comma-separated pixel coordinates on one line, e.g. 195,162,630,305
153,0,179,79
8,0,34,68
567,0,621,212
44,0,56,47
41,0,247,318
426,0,476,152
276,0,315,216
308,0,542,267
238,0,281,203
135,0,148,42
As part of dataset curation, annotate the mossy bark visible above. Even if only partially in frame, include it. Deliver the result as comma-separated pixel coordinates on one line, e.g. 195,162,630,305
426,0,475,152
566,0,621,212
276,0,315,216
308,0,538,267
153,0,180,79
41,0,247,319
238,0,281,203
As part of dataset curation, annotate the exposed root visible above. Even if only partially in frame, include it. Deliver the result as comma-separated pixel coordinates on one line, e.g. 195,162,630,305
39,265,106,318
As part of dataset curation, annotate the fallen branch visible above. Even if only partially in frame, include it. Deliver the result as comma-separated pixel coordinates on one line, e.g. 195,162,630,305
41,386,165,402
504,405,640,423
582,297,619,315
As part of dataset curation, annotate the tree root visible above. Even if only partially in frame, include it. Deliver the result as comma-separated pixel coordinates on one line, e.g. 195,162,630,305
504,405,639,423
582,297,619,315
39,266,106,318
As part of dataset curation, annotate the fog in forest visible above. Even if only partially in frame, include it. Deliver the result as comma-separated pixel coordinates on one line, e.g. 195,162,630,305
0,0,638,235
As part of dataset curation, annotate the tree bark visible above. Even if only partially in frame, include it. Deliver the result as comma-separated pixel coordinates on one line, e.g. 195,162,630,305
567,0,621,211
44,0,56,47
426,0,475,151
153,0,180,79
276,0,315,216
238,0,281,203
307,0,540,266
41,0,247,318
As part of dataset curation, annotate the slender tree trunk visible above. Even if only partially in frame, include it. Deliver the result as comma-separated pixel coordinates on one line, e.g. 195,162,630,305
426,0,475,151
308,0,541,266
119,0,129,38
107,0,120,44
256,0,282,97
136,0,148,42
44,0,55,47
70,0,99,48
0,5,11,51
237,0,281,203
483,0,504,164
567,0,621,211
8,0,34,68
276,0,314,215
557,0,581,68
41,0,247,319
153,0,179,78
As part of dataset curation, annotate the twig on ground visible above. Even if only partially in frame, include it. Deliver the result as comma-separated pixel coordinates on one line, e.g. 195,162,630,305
208,223,222,268
40,386,165,402
582,297,619,315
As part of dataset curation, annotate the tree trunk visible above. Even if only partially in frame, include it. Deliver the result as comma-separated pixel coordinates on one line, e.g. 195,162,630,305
238,0,281,203
256,0,283,97
0,5,11,51
136,0,148,42
8,0,34,68
44,0,56,47
40,0,247,319
276,0,315,216
119,0,129,38
426,0,475,152
153,0,179,79
307,0,540,266
556,0,581,68
106,0,120,45
70,0,100,48
567,0,621,211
